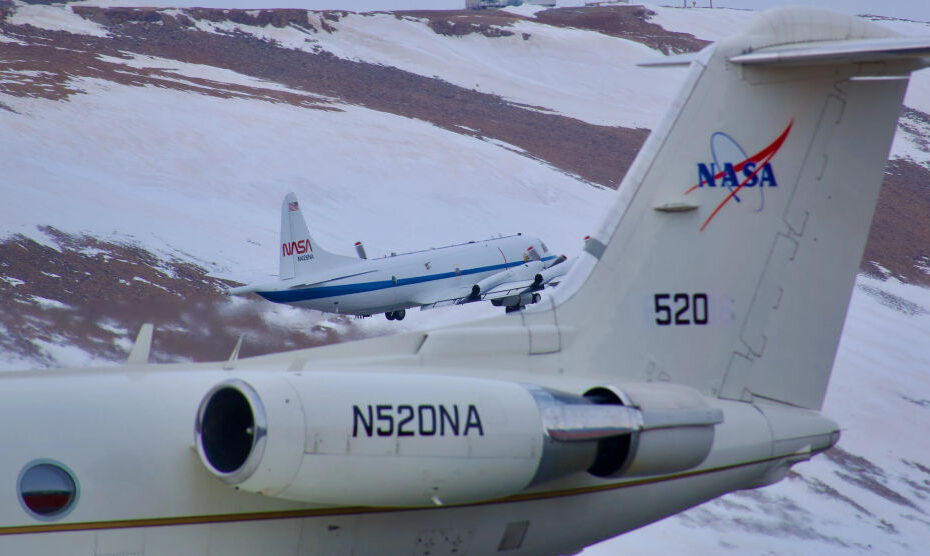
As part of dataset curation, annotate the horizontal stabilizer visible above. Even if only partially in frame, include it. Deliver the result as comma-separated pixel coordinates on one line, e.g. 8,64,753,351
730,36,930,66
228,284,262,296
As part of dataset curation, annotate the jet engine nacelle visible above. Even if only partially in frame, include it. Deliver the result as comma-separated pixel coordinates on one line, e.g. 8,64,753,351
584,384,723,478
195,374,722,507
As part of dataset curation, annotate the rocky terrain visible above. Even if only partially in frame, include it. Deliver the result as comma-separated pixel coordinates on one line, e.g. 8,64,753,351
3,2,929,365
0,1,703,364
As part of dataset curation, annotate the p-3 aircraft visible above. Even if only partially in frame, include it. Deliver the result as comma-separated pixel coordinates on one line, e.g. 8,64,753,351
2,8,928,555
229,193,566,320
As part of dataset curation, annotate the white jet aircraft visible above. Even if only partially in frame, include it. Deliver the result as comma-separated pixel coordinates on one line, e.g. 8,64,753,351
2,8,928,555
228,193,565,320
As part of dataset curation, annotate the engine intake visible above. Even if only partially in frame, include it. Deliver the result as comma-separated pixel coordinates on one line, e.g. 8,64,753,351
198,382,262,476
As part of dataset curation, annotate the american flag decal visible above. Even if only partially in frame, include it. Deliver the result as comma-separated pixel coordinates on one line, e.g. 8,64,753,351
288,201,299,212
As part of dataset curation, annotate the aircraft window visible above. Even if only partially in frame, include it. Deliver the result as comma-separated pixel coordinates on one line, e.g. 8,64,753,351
18,460,79,520
540,242,548,253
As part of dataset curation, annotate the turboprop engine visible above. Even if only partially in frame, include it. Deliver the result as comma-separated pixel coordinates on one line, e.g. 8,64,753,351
194,373,723,507
470,260,547,300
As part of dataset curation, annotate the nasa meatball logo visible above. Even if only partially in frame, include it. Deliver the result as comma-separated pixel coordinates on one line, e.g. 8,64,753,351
686,122,793,231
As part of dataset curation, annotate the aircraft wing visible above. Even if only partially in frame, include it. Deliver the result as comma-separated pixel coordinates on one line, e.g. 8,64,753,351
419,257,573,311
480,279,541,299
409,278,477,310
482,256,573,308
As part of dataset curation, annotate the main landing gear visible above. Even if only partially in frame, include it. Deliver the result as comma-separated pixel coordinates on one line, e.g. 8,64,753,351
385,309,406,321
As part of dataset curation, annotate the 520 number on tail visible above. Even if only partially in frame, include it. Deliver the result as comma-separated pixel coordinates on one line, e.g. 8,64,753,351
654,293,708,326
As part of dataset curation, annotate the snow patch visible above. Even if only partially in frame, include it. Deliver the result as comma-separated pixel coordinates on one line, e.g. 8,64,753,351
201,10,688,128
645,3,754,43
30,296,71,310
916,256,930,276
132,276,172,293
8,4,110,38
891,107,930,168
31,338,111,368
190,16,314,52
97,318,128,336
500,4,549,18
0,32,27,46
1,76,608,282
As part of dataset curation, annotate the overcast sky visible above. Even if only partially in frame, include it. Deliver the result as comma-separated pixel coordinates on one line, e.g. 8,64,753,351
697,0,930,21
105,1,929,21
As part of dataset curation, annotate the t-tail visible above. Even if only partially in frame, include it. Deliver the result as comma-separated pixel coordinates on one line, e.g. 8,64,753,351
279,192,342,280
550,8,930,411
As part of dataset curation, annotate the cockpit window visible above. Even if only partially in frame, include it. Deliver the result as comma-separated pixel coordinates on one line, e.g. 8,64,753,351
540,242,549,253
18,460,79,520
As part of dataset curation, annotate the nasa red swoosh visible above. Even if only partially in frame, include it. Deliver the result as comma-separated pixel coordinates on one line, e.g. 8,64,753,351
686,121,793,231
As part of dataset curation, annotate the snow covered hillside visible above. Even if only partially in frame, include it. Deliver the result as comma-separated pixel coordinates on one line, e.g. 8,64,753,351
2,1,930,553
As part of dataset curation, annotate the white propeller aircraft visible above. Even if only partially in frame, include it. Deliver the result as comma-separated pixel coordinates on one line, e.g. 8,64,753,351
228,193,567,320
3,8,928,555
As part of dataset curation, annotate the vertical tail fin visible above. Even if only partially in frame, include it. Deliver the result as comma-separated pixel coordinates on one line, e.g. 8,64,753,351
553,8,930,410
279,192,343,280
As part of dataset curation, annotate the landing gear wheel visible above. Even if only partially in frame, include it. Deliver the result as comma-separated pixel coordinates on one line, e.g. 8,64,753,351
394,309,406,321
385,311,395,321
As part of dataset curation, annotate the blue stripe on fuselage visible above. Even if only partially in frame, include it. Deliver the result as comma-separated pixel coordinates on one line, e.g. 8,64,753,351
256,257,555,304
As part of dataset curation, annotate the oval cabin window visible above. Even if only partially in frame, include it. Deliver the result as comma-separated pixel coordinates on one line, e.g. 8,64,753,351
18,460,79,520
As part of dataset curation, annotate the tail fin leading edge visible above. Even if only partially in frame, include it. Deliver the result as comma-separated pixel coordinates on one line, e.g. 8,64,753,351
552,8,930,410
